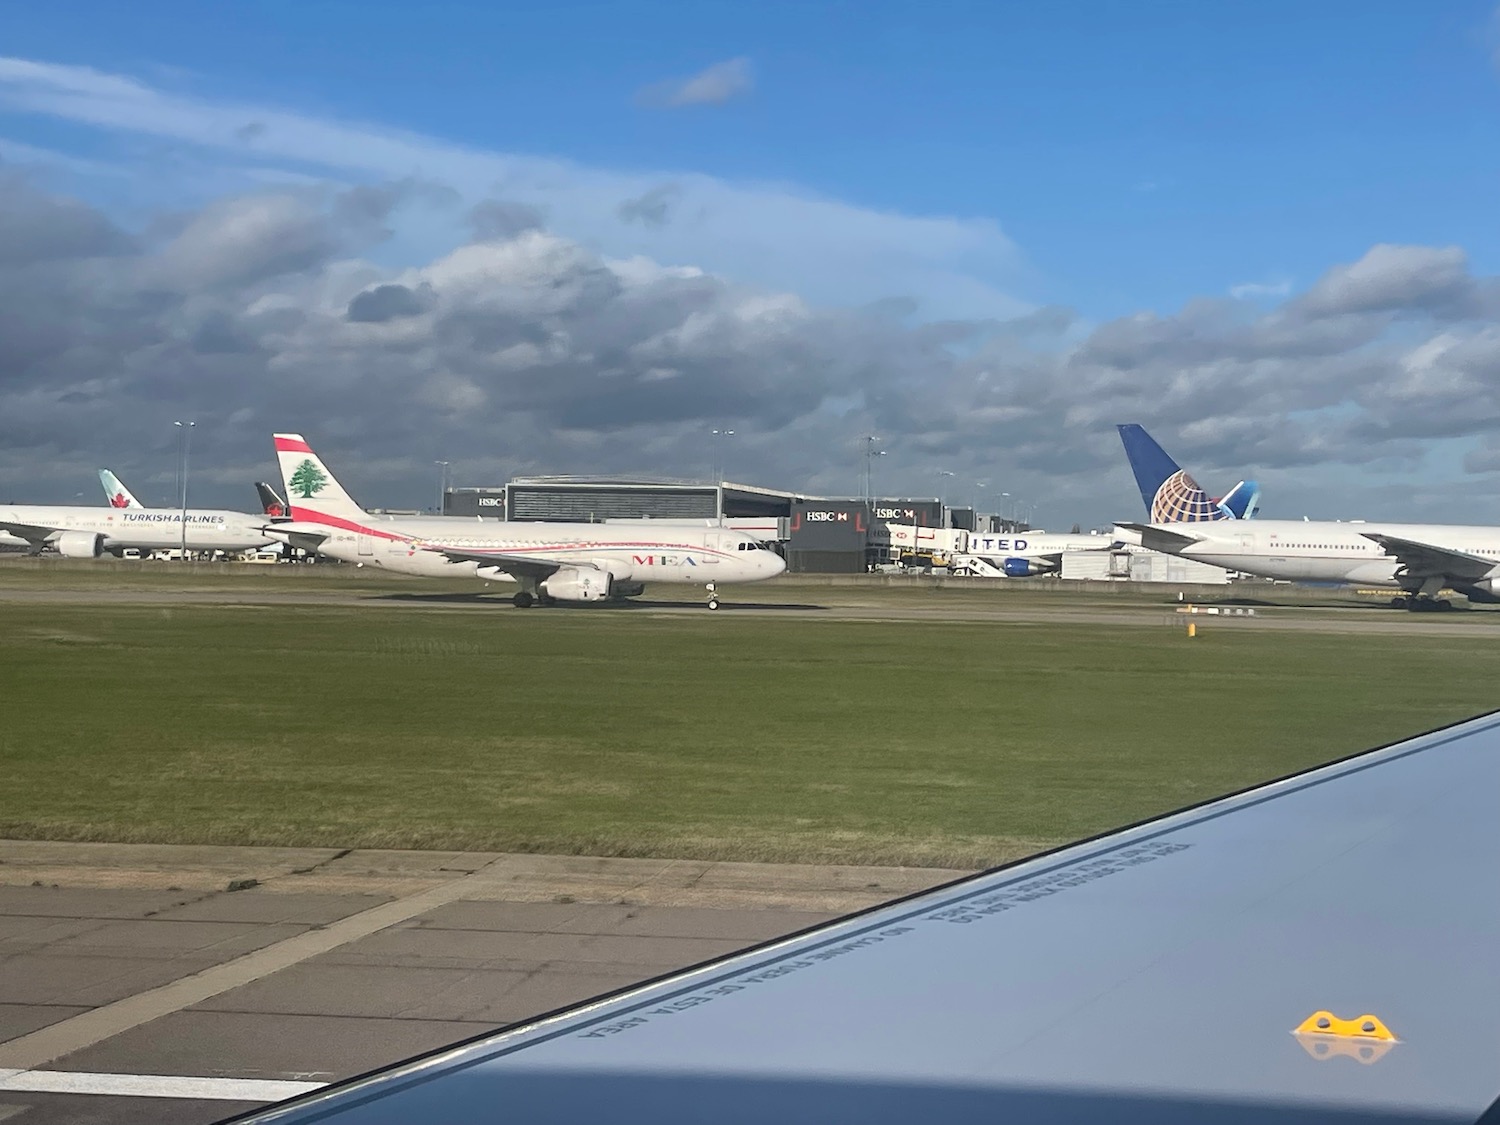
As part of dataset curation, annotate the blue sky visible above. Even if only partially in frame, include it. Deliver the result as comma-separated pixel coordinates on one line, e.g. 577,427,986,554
4,2,1500,525
7,0,1499,316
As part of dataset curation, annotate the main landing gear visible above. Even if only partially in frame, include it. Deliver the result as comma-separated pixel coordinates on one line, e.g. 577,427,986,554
1389,595,1453,612
706,581,720,611
512,591,534,609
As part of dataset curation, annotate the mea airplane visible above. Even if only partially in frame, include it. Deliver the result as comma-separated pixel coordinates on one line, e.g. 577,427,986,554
1118,423,1260,522
268,434,785,608
1118,519,1500,610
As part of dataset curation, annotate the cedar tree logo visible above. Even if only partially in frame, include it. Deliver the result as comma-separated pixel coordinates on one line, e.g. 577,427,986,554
289,459,329,499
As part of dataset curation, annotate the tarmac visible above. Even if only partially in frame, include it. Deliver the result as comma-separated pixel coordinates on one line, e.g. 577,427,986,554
3,584,1498,635
0,842,964,1124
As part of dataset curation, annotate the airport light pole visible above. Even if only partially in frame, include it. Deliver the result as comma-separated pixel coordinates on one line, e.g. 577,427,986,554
863,436,886,508
173,420,194,563
710,429,734,482
935,470,954,524
434,461,450,514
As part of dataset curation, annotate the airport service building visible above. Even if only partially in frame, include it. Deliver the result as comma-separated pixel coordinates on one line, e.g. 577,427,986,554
440,475,1227,583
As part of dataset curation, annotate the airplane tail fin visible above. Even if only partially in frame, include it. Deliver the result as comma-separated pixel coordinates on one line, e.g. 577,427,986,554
255,481,290,520
1117,423,1235,523
273,434,367,525
1217,479,1261,520
99,469,141,509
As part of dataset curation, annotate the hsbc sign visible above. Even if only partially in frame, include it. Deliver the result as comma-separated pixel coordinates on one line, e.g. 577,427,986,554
789,502,870,549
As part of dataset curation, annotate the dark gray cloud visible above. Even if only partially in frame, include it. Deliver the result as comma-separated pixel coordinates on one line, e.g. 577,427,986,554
0,174,133,265
347,283,430,323
5,179,1500,527
617,184,681,229
468,200,544,241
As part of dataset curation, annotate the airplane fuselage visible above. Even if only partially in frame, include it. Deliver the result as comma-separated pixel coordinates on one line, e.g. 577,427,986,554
0,505,275,553
295,514,784,586
1144,520,1500,588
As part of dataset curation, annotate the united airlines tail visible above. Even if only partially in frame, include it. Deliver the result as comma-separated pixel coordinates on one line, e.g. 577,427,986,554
255,481,290,520
1116,424,1259,523
273,434,368,525
98,469,141,510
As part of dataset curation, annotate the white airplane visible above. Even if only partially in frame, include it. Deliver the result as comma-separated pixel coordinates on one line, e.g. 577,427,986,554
98,469,142,509
959,531,1119,577
0,501,275,558
1118,518,1500,610
268,434,786,608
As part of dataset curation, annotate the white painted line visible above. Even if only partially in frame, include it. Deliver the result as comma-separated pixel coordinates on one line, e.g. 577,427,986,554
0,1069,325,1101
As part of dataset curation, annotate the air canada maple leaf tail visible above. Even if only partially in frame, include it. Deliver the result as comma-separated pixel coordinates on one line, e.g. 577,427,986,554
98,469,141,509
273,434,367,524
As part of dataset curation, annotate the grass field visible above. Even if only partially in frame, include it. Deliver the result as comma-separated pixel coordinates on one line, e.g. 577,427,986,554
2,588,1497,867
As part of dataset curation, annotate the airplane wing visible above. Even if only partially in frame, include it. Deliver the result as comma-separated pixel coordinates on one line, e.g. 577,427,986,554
1115,521,1205,554
0,520,60,545
1362,533,1498,582
426,546,567,581
260,524,333,553
228,712,1500,1125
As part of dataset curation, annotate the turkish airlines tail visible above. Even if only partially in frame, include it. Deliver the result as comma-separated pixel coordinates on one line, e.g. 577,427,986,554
98,469,142,509
273,434,368,524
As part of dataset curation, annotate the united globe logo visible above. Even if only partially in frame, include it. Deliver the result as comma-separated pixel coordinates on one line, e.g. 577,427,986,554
1150,470,1221,523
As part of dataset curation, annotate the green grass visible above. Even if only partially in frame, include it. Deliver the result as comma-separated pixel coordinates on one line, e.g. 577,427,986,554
2,598,1496,868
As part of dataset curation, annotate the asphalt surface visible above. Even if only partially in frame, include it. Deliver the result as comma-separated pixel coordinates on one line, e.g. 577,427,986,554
0,844,961,1124
2,583,1497,634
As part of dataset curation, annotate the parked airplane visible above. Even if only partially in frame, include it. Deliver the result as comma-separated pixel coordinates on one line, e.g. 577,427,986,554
98,469,142,509
0,501,276,558
256,482,290,520
958,531,1117,577
268,434,785,608
1118,423,1259,522
1118,518,1500,609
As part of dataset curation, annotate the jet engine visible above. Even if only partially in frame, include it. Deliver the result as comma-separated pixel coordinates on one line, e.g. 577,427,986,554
612,581,646,598
541,565,613,602
1003,557,1045,578
55,531,104,558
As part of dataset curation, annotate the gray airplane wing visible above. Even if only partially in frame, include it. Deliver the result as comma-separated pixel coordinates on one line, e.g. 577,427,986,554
227,712,1500,1124
427,546,566,580
1362,533,1498,582
0,520,59,545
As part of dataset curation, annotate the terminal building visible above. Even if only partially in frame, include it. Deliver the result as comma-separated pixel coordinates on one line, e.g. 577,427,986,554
441,475,1227,584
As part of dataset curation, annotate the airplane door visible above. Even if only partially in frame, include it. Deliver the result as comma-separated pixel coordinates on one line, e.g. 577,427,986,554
358,534,374,557
702,533,722,564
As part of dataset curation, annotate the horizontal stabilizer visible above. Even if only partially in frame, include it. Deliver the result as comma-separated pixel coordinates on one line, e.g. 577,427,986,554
1115,521,1204,555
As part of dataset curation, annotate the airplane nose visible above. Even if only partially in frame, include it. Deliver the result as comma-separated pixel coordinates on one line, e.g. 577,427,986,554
768,552,786,577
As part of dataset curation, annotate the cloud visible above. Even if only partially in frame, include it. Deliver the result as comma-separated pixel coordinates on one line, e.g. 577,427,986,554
617,183,681,228
636,58,754,108
1229,279,1292,300
0,57,1022,319
1297,244,1478,318
5,173,1500,527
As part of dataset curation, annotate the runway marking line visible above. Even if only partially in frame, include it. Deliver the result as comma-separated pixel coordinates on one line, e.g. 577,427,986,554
0,860,513,1073
0,1068,324,1101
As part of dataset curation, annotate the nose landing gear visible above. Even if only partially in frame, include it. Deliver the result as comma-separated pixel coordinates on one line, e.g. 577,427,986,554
706,581,720,611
